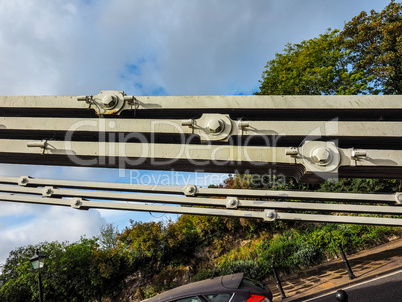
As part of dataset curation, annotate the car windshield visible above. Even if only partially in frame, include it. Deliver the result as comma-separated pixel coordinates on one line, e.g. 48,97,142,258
175,296,202,302
205,293,233,302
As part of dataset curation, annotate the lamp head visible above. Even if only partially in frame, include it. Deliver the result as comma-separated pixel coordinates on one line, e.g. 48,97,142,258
30,249,46,270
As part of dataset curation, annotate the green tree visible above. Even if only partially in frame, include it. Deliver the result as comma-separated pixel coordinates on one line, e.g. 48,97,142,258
99,223,119,250
256,29,367,95
341,0,402,94
0,238,129,302
256,1,402,96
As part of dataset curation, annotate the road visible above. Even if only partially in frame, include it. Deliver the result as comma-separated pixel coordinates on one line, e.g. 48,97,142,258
306,270,402,301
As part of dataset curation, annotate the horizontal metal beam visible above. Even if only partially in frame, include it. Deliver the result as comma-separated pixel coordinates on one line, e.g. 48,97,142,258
1,94,401,112
0,139,401,181
1,117,401,140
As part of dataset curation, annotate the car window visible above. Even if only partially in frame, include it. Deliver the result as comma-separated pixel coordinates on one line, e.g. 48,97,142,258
174,296,202,302
205,293,233,302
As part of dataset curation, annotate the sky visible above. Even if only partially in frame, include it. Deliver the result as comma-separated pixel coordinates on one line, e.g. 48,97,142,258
0,0,393,265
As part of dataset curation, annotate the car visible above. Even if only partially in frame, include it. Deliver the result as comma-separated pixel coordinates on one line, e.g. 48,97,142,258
142,273,273,302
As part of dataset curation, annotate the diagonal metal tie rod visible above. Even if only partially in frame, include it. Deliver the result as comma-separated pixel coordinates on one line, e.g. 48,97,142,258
0,176,399,204
0,176,401,226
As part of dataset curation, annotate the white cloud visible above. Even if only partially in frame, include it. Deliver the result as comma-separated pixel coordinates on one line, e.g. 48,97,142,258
0,0,391,96
0,203,106,264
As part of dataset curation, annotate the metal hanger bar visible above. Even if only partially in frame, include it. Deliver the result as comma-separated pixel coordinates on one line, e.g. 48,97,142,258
275,212,402,226
0,176,185,194
0,176,398,204
0,184,400,214
196,187,397,203
0,193,400,226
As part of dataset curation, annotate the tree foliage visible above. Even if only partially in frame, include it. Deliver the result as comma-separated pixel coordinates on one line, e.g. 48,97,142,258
0,238,129,302
341,0,402,94
257,1,402,95
256,29,366,95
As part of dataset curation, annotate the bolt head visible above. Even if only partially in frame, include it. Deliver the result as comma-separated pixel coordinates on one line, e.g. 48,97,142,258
312,147,332,165
207,119,224,134
228,198,238,207
19,176,29,186
266,211,275,219
184,185,197,196
102,95,117,108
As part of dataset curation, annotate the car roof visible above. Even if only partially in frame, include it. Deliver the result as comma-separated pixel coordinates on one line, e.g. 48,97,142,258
143,273,244,302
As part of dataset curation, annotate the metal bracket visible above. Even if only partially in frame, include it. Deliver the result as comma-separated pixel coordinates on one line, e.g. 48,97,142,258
285,147,299,156
351,149,367,160
26,140,48,154
181,119,194,128
77,91,126,116
77,95,92,104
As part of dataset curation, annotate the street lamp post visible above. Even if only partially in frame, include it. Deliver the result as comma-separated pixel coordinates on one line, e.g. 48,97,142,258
30,249,46,302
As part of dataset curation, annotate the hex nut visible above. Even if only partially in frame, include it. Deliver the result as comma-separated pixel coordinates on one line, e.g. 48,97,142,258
71,198,82,209
18,176,30,186
207,119,225,134
184,185,197,196
101,95,117,109
311,147,332,165
42,186,54,197
396,193,402,204
226,197,239,209
266,211,277,220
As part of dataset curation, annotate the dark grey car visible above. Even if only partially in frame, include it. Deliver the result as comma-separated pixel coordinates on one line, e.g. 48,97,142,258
142,273,273,302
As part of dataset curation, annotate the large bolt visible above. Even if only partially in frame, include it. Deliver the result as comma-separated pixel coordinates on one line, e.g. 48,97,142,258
101,95,117,108
71,198,82,209
43,186,54,197
226,197,239,209
266,211,277,220
18,176,30,186
311,147,332,165
207,119,225,134
184,185,197,196
396,193,402,204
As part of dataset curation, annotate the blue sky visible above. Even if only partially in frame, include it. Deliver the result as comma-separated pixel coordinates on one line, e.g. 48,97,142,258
0,0,393,264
